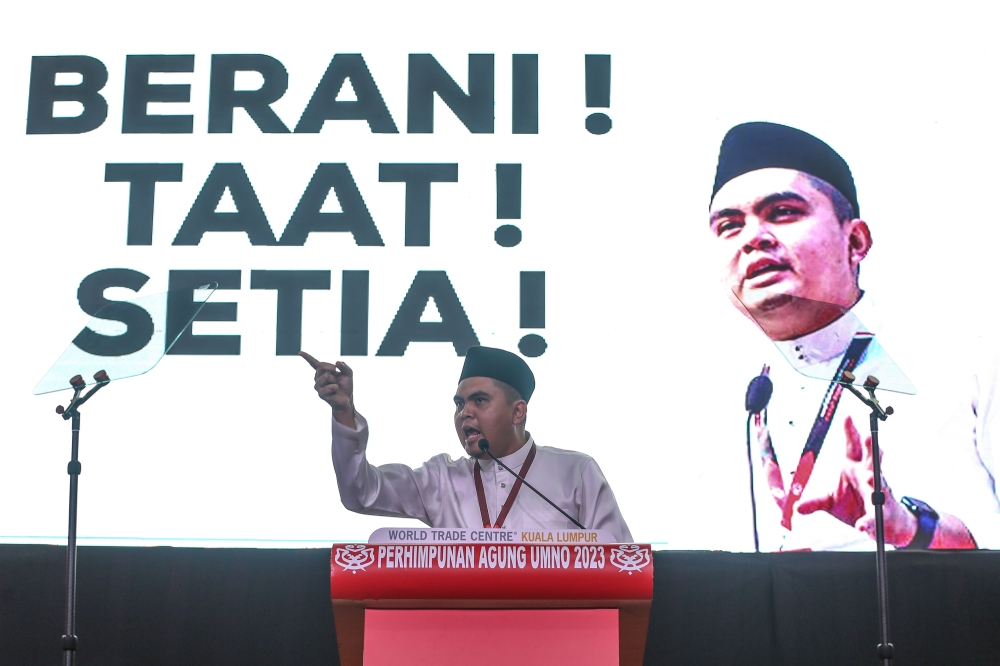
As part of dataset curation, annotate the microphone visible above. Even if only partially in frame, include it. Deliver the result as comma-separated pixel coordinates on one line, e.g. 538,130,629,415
744,365,772,553
746,369,773,413
478,439,586,530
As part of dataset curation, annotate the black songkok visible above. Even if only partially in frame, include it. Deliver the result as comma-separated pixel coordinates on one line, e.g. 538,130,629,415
459,346,535,402
711,122,859,217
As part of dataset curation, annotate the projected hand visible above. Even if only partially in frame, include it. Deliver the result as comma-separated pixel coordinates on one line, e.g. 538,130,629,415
796,416,917,547
300,352,356,428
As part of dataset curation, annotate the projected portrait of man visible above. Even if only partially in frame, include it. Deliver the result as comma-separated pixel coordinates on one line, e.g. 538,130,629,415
301,345,632,541
708,122,977,551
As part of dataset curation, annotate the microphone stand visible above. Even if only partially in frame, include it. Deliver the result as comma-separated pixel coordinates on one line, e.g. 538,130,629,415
54,370,111,666
840,371,895,666
744,366,771,553
745,414,760,552
478,440,585,529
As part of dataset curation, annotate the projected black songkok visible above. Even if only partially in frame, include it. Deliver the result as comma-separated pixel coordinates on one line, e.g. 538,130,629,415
459,346,535,402
711,122,860,217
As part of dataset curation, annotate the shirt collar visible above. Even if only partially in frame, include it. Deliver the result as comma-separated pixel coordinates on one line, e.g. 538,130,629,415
774,292,878,369
478,434,534,471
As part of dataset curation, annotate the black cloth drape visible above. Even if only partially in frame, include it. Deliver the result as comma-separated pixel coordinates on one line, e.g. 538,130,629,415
2,545,998,666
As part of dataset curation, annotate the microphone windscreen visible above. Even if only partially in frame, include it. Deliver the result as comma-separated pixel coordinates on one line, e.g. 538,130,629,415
478,439,490,451
746,374,774,413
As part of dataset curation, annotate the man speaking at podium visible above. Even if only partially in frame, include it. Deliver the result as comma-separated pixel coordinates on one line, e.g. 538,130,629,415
301,346,633,542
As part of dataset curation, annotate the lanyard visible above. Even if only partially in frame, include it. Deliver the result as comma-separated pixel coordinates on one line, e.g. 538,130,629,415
760,334,873,530
473,442,537,529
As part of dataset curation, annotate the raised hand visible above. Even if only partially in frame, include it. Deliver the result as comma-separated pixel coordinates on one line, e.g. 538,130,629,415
797,416,917,546
300,351,356,428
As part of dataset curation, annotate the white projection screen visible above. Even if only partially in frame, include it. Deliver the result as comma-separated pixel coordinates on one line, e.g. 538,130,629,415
3,1,999,551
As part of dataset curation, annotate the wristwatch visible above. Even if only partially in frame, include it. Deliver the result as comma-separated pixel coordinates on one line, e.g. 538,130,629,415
900,496,939,549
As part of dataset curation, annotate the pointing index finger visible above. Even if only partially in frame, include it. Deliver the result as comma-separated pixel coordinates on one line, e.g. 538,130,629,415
299,351,321,370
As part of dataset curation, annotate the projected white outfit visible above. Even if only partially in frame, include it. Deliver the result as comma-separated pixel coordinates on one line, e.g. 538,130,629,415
714,294,998,552
330,413,633,543
746,295,897,551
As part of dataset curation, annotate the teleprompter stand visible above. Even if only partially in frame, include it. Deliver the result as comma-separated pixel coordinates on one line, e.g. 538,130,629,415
34,283,217,665
841,371,896,666
53,371,111,666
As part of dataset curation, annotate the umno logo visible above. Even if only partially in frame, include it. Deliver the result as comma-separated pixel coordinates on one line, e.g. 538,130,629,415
609,545,650,575
335,545,375,574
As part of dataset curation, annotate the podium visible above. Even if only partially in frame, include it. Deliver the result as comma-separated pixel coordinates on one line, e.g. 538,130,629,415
330,529,653,666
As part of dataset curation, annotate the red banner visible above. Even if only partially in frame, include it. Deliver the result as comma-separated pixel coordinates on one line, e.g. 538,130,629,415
330,543,653,601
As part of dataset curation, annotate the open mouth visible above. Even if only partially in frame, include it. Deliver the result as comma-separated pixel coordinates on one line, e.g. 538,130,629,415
745,258,790,282
463,427,482,445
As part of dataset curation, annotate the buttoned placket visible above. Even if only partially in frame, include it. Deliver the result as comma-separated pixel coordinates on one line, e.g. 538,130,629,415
773,370,815,549
491,464,515,517
770,311,860,463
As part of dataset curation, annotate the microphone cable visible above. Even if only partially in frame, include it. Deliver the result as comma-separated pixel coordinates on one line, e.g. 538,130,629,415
478,439,586,530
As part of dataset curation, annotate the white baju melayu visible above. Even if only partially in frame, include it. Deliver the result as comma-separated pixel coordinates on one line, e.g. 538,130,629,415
330,413,634,543
695,293,998,552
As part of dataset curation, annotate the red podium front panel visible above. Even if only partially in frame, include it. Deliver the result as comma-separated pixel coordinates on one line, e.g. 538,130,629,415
331,535,653,666
363,609,619,666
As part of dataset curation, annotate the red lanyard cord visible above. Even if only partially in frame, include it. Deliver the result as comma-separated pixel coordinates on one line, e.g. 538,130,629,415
761,334,873,529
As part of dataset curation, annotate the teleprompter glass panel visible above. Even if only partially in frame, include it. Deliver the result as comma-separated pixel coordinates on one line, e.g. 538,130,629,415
34,284,217,395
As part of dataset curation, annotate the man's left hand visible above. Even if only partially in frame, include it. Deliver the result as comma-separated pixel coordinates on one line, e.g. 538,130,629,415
796,416,918,547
